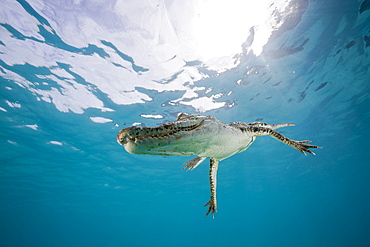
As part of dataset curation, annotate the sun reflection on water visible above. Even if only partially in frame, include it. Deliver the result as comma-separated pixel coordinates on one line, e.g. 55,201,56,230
191,0,291,70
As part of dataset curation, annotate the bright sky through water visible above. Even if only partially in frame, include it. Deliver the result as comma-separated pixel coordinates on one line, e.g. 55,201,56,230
193,0,283,61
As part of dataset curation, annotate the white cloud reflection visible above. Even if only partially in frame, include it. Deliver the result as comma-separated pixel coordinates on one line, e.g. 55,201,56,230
48,141,63,145
89,117,114,123
0,0,292,114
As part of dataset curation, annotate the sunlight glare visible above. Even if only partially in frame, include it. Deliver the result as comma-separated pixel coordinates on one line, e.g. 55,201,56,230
192,0,286,68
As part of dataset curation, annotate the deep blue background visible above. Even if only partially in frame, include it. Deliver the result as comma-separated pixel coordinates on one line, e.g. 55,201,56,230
1,0,370,246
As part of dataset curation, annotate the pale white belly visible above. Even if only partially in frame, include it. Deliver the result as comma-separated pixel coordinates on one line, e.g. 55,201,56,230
196,131,255,160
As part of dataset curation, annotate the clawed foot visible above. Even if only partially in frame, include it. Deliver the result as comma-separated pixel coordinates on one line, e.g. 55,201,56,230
183,157,206,171
183,162,197,171
204,200,217,218
293,140,322,155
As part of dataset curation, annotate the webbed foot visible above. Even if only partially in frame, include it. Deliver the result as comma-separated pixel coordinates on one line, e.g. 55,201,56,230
204,200,217,218
292,140,322,155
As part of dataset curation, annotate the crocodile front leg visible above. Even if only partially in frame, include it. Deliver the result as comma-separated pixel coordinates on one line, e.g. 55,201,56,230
204,158,219,218
183,156,206,171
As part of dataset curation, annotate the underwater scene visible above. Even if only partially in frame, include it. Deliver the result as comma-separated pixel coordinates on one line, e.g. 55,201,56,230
1,0,370,246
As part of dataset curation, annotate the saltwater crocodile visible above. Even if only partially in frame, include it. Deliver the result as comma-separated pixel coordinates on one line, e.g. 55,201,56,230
116,113,320,217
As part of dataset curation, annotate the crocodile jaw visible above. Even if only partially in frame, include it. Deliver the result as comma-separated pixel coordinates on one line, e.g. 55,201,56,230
117,114,210,156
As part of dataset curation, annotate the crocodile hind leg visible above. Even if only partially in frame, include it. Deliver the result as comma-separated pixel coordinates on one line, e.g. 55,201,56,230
204,158,219,218
245,126,321,155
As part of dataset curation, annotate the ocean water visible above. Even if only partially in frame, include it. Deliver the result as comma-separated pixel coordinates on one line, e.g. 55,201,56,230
1,0,370,246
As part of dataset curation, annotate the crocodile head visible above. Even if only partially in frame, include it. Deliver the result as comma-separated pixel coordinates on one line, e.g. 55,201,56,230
116,113,225,157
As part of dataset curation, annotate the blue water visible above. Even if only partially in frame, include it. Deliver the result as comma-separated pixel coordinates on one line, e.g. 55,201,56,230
1,0,370,246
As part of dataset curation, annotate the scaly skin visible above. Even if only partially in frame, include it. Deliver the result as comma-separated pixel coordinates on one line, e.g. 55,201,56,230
117,113,321,217
204,158,218,218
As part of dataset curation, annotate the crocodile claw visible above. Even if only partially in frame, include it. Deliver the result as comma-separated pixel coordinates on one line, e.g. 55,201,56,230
293,140,322,155
183,156,206,171
204,200,217,218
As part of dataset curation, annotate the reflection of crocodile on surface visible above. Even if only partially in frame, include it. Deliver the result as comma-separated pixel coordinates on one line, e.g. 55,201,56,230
117,113,321,218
